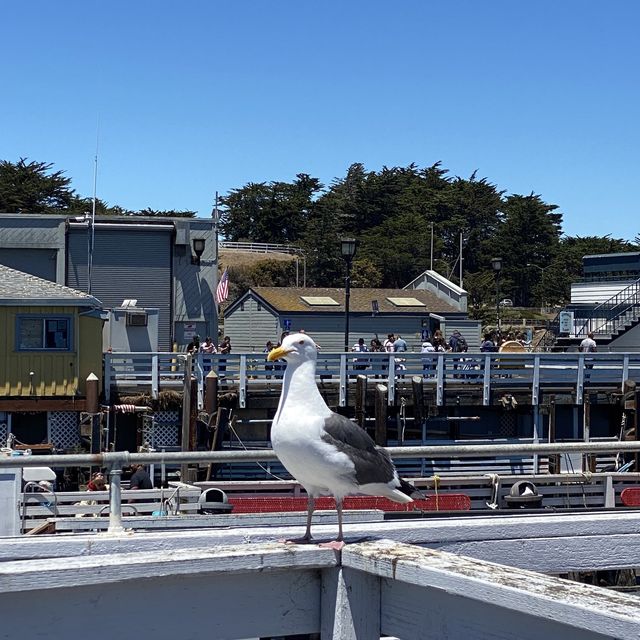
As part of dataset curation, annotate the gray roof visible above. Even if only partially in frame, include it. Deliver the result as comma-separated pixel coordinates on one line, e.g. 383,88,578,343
0,265,102,307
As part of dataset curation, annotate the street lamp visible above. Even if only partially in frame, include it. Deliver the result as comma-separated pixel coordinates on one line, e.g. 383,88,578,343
527,263,546,312
341,238,357,352
491,257,503,334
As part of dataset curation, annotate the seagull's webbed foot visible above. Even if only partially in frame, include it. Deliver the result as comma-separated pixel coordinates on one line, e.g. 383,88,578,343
318,539,345,550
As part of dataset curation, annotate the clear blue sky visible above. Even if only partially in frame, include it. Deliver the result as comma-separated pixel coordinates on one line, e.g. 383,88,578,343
2,1,638,240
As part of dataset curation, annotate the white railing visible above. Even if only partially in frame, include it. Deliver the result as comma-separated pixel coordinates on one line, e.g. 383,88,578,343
105,351,640,408
219,240,301,254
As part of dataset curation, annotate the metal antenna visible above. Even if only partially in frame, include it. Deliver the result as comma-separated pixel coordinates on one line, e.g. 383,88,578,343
88,116,99,294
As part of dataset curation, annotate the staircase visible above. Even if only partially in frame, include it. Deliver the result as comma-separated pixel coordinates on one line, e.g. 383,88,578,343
545,278,640,350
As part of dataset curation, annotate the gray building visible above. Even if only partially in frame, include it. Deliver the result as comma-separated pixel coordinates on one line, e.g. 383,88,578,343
223,286,480,352
0,214,219,350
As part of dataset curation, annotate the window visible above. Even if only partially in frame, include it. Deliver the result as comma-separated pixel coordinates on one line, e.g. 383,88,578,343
16,316,72,351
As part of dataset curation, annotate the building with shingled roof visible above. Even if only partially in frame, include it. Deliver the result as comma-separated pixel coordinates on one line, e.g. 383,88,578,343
0,265,104,449
223,285,480,352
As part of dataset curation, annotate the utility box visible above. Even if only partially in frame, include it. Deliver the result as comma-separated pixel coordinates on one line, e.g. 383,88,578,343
104,305,160,352
0,467,21,536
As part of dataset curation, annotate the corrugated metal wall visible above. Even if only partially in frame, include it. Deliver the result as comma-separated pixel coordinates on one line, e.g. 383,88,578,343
0,248,58,282
440,319,482,350
571,280,637,304
67,227,173,349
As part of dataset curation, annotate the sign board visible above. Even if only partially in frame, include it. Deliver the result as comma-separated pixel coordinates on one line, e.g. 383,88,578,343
559,311,574,335
184,322,197,339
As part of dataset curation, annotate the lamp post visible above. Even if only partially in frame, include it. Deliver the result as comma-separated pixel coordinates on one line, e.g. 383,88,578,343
491,257,503,335
527,263,546,312
341,238,357,352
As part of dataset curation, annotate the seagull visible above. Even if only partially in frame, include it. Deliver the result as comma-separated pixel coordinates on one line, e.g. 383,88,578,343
268,332,421,546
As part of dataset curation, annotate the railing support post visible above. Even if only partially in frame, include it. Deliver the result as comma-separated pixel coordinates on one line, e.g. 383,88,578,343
151,354,159,399
107,467,124,534
321,567,380,640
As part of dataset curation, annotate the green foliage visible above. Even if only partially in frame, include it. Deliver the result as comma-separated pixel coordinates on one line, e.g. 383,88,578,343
7,155,639,309
350,257,383,288
0,158,79,213
225,259,297,302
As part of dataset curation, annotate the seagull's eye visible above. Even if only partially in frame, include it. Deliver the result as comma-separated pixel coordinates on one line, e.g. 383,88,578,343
298,340,304,345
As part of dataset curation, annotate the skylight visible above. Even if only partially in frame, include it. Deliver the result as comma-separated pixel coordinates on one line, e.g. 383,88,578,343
386,297,425,307
300,296,340,306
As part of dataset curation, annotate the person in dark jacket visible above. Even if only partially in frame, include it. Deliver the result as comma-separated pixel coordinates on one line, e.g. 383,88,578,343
129,464,153,490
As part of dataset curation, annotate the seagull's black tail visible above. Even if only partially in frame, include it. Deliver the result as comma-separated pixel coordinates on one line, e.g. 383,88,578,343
399,478,426,500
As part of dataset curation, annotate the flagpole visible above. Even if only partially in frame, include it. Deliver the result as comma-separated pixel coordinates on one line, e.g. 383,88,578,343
212,192,220,342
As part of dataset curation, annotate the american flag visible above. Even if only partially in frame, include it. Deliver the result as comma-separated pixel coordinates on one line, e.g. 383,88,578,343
216,268,229,304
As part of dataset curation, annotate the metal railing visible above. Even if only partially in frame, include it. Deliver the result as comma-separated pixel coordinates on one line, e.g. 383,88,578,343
5,441,640,534
105,350,640,408
576,277,640,337
219,241,301,255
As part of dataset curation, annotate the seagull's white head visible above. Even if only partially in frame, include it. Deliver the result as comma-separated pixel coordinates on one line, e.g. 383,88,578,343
267,332,319,363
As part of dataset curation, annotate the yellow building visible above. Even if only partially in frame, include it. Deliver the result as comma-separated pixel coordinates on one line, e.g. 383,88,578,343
0,266,104,448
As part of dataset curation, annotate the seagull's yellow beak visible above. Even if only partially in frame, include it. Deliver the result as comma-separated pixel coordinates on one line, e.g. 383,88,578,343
267,346,291,361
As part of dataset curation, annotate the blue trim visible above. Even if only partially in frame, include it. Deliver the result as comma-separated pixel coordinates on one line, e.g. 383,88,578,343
15,314,74,352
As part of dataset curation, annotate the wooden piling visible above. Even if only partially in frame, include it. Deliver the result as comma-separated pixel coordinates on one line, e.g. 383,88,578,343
205,370,219,415
375,384,387,446
355,375,367,428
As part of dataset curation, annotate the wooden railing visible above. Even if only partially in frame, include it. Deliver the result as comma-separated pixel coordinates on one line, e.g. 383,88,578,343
104,351,640,408
3,538,640,639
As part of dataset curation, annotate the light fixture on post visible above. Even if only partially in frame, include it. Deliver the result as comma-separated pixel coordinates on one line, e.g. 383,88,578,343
192,238,206,265
341,238,357,353
491,257,503,335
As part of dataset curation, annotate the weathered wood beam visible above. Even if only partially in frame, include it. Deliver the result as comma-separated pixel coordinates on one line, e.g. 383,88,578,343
0,544,333,640
0,398,86,411
344,540,640,640
375,384,387,446
7,511,640,575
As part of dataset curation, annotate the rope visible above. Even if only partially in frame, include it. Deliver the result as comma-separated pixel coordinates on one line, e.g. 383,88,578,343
227,418,286,481
432,474,441,511
399,397,407,443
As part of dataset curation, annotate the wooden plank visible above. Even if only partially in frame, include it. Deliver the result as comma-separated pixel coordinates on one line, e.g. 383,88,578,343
50,509,384,531
0,398,87,411
7,511,640,572
0,542,337,593
344,540,640,640
0,559,324,640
